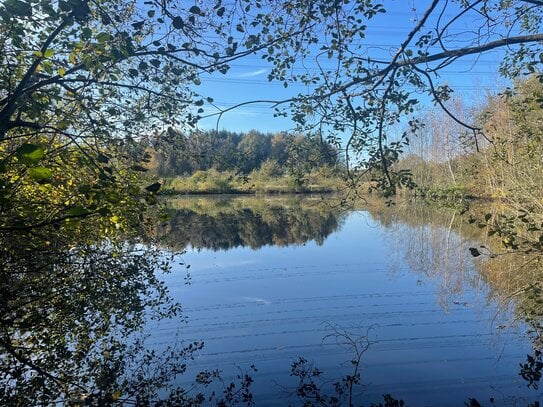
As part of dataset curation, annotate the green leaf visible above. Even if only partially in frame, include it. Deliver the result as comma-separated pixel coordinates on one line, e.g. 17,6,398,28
58,0,71,12
172,16,183,29
68,0,90,21
68,206,91,216
42,61,54,74
81,27,92,40
28,166,52,182
16,144,45,165
96,32,110,43
43,49,55,58
5,0,32,16
189,6,201,14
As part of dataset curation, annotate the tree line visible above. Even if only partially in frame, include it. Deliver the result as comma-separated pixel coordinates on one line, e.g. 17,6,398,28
143,129,341,177
392,75,543,279
397,75,542,209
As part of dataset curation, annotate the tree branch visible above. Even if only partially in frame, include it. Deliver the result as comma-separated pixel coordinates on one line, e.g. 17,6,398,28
520,0,543,6
0,17,72,136
342,33,543,95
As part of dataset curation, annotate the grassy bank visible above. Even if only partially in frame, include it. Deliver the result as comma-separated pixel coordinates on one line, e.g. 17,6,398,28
161,168,345,195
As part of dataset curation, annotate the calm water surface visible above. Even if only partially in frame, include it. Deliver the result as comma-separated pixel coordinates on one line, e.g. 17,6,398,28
154,196,541,406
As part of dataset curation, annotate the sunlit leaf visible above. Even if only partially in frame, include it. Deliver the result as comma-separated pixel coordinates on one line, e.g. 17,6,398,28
28,167,52,182
16,144,45,165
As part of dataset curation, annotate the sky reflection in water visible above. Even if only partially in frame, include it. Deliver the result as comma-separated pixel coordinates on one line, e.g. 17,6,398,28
156,197,541,406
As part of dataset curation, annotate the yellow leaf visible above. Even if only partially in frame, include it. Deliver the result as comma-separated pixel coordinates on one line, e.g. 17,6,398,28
112,390,121,401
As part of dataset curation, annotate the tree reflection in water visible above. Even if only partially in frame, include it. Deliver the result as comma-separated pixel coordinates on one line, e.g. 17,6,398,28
0,195,346,405
157,196,543,403
2,195,543,404
367,200,543,395
0,218,261,405
157,195,347,251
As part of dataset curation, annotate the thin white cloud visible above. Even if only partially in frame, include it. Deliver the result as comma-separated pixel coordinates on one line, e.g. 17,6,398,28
238,68,267,78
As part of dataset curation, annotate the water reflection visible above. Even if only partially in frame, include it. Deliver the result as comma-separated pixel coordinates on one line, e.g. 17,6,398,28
0,217,262,405
3,194,542,405
357,201,543,400
369,202,483,309
158,195,346,250
164,196,542,405
0,234,189,404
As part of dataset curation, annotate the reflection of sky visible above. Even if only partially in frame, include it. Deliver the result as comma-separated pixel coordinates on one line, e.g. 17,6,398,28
156,208,540,406
196,1,507,134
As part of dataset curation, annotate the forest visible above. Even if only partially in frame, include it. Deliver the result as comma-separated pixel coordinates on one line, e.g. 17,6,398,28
397,75,543,207
143,129,343,193
1,0,543,405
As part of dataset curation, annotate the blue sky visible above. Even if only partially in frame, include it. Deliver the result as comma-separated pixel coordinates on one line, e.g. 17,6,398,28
195,1,507,135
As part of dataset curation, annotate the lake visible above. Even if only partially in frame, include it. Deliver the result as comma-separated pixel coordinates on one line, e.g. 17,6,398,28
152,195,542,406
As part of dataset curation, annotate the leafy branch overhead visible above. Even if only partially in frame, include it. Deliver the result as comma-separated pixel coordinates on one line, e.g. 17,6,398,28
204,0,543,194
1,0,273,140
0,0,296,230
